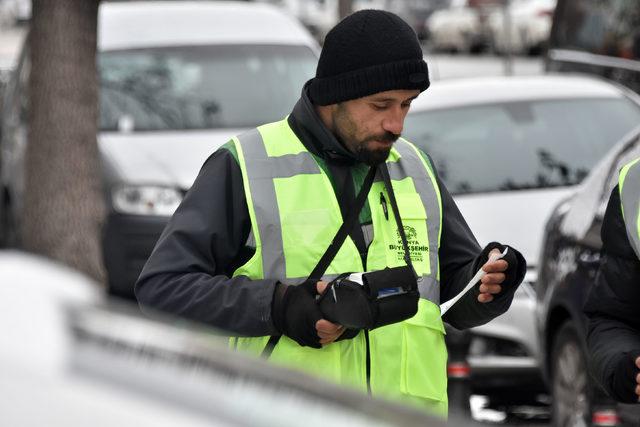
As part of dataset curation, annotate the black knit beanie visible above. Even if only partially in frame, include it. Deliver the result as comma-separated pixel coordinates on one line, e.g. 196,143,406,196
309,9,430,106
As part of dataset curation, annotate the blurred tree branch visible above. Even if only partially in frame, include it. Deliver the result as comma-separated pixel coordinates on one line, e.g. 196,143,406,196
24,0,106,283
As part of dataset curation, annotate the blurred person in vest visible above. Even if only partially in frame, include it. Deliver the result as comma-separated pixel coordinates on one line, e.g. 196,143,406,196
135,9,526,416
585,158,640,404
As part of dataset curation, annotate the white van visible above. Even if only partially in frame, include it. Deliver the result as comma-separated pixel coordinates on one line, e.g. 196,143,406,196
0,1,319,299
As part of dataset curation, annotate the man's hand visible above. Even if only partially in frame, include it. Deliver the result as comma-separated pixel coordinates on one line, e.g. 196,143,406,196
275,280,324,348
478,249,509,303
316,281,345,345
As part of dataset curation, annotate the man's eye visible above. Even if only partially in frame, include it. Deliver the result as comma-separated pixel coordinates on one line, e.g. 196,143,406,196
372,104,387,110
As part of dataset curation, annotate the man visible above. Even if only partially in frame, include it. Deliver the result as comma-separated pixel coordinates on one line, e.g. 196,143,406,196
136,10,525,415
585,158,640,403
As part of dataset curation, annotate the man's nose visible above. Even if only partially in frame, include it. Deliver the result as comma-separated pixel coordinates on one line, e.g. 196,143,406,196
382,108,404,136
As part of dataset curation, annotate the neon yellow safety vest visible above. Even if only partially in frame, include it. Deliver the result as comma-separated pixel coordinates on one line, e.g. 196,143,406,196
618,158,640,258
230,119,447,415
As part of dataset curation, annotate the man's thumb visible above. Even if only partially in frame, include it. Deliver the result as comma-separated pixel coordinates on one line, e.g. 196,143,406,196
316,281,328,295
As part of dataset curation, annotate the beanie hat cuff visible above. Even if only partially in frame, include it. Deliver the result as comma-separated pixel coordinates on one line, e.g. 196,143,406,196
309,58,430,106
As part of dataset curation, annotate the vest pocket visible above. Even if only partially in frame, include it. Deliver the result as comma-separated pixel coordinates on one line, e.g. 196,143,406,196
396,193,427,218
382,193,430,275
400,303,448,402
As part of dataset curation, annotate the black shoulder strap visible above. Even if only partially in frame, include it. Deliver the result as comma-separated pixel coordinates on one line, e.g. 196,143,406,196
261,162,417,359
379,163,418,279
261,165,377,359
307,165,378,282
308,161,418,281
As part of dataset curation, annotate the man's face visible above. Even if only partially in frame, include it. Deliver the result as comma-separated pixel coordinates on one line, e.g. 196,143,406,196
330,89,420,165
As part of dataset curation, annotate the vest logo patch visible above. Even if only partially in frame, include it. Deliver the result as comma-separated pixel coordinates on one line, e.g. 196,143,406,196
389,225,428,262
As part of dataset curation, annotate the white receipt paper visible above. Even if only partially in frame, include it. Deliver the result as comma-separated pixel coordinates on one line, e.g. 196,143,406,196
439,247,508,317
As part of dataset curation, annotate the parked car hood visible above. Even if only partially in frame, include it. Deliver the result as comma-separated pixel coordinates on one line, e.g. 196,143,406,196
0,251,213,426
454,186,575,267
99,129,244,190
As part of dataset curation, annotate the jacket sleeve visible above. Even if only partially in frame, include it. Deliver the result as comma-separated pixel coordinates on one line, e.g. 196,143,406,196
417,151,525,329
135,146,280,337
584,186,640,401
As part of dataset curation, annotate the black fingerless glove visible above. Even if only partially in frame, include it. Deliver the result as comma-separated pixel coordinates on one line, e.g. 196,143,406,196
475,241,527,296
318,266,419,330
272,281,323,348
336,328,360,341
611,351,640,403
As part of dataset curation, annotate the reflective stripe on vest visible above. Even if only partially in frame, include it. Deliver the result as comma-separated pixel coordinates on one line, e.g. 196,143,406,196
234,128,323,281
389,139,442,305
619,158,640,258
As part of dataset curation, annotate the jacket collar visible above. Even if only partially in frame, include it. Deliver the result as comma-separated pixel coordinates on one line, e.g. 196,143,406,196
287,82,358,165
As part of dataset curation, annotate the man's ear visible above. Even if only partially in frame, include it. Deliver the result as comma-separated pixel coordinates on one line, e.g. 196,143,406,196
315,103,335,130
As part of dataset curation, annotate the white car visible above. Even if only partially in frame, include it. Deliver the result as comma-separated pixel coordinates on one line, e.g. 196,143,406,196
0,250,450,426
426,0,498,53
0,0,30,25
276,0,338,43
0,251,214,427
0,1,319,298
489,0,556,55
402,74,640,410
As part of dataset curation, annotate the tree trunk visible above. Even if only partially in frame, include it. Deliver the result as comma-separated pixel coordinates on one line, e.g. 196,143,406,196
338,0,352,20
24,0,105,283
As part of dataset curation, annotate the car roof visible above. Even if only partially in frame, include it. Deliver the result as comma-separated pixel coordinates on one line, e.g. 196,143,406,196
98,1,318,51
410,74,635,112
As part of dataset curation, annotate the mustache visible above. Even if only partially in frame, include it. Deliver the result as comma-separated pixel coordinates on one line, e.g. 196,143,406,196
365,131,400,143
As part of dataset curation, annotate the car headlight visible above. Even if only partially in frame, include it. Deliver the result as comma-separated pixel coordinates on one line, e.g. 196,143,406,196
112,185,182,216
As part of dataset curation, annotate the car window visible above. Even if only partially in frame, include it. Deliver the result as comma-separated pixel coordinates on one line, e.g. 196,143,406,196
558,126,640,241
98,45,317,131
553,0,640,59
403,97,640,194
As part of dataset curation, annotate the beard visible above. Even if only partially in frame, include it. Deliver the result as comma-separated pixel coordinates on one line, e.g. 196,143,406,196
354,132,400,165
332,104,400,166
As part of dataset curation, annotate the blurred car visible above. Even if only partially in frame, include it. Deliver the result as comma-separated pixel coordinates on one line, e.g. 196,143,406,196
488,0,555,55
402,75,640,412
405,0,451,41
426,0,499,53
0,0,30,25
352,0,449,41
0,250,455,427
276,0,338,43
0,0,319,299
536,127,640,427
0,58,13,132
546,0,640,95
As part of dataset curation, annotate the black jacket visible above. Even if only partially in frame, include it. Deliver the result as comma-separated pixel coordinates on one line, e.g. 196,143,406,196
135,86,525,337
585,186,640,402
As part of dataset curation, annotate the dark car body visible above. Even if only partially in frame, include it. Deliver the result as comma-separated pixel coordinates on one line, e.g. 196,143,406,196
546,0,640,94
537,126,640,426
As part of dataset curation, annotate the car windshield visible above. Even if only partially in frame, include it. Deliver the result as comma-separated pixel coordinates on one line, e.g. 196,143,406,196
98,45,316,131
403,97,640,195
